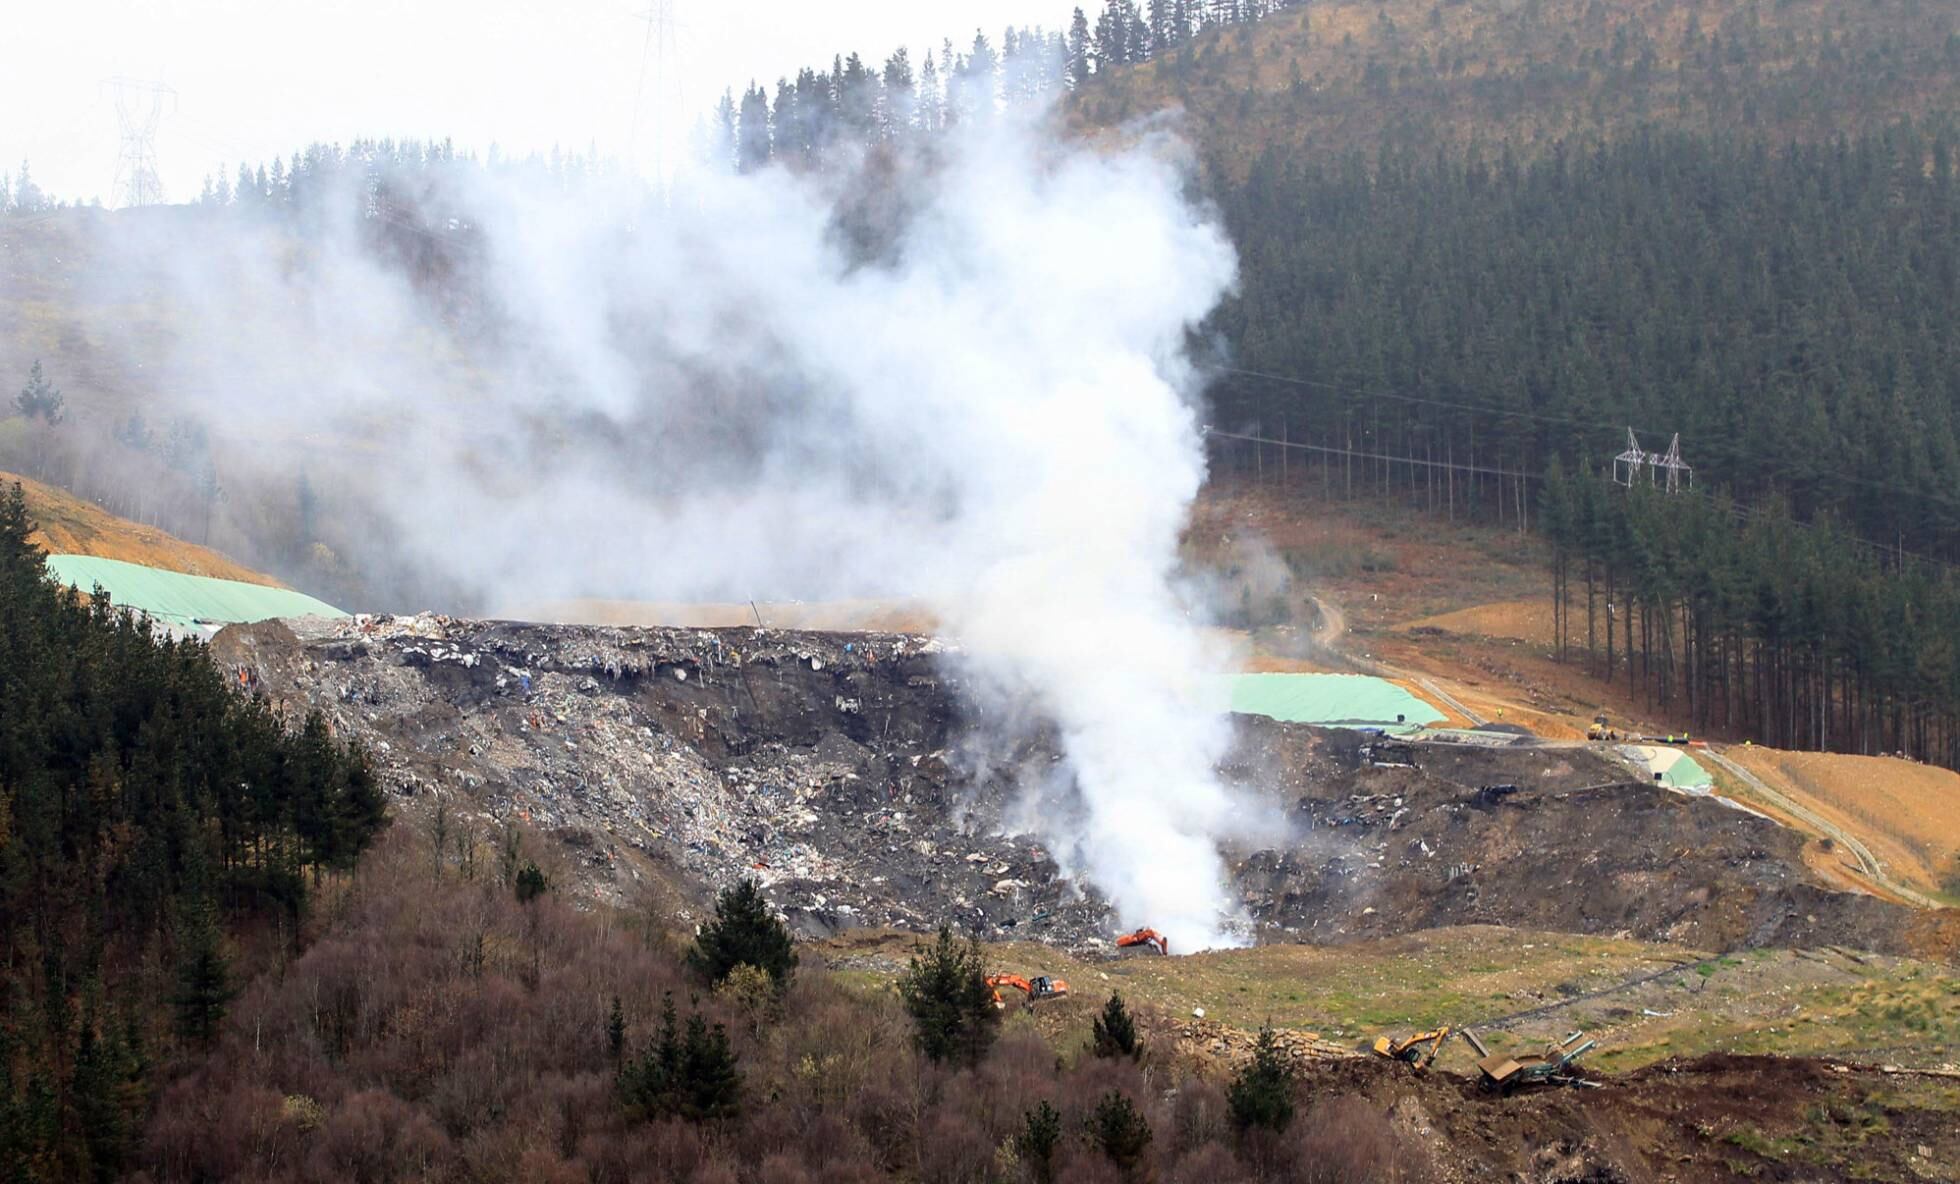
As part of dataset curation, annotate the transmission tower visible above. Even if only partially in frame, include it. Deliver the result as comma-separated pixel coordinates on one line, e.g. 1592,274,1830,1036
105,78,176,208
1613,428,1693,493
630,1,686,188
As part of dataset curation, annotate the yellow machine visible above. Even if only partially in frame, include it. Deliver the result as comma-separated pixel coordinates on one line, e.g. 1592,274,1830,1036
1586,713,1621,741
1372,1025,1488,1070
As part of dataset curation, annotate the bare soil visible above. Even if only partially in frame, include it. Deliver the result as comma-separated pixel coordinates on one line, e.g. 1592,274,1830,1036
3,468,282,585
1728,748,1960,900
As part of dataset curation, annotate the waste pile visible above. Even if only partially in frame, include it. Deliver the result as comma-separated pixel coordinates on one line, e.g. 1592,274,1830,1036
211,614,1947,959
213,614,1113,942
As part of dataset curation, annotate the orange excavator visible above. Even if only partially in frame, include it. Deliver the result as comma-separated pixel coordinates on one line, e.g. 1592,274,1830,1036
986,974,1069,1009
1116,928,1170,956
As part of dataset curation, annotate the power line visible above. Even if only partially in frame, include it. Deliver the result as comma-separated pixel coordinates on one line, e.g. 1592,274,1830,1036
1203,427,1530,480
1210,364,1960,514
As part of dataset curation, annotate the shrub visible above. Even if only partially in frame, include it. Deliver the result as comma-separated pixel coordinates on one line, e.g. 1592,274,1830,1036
1091,993,1141,1060
1287,1095,1414,1184
1228,1027,1295,1134
715,963,782,1037
515,861,549,903
898,926,999,1067
688,879,798,988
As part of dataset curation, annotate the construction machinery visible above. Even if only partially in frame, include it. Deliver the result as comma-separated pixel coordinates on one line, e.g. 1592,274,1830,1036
1116,928,1169,956
1371,1025,1489,1070
1475,1030,1598,1093
986,974,1069,1009
1587,714,1621,741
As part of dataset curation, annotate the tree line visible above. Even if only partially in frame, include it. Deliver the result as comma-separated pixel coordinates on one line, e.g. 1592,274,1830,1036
0,484,386,1181
1538,465,1960,767
707,0,1304,171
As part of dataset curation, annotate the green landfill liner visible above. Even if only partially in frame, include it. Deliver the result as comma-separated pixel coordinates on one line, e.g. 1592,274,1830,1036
1219,673,1444,729
44,554,346,628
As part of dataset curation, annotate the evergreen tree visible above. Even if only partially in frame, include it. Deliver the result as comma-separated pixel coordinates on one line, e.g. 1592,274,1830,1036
1068,8,1094,84
737,82,772,172
676,1013,741,1121
686,878,797,987
898,926,999,1066
616,993,741,1123
514,860,549,903
1227,1025,1296,1133
607,995,626,1065
1017,1100,1063,1184
1092,991,1141,1059
14,360,64,424
0,482,383,1170
1092,1089,1153,1173
169,906,234,1048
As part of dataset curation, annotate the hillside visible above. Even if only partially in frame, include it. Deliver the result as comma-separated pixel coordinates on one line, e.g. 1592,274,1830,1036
1075,0,1960,166
1,468,283,585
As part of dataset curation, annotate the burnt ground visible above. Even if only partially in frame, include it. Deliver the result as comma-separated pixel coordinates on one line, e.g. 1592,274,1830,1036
1227,725,1957,958
214,616,1956,961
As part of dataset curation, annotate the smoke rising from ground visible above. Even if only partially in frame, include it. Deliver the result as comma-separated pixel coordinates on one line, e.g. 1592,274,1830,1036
92,114,1249,947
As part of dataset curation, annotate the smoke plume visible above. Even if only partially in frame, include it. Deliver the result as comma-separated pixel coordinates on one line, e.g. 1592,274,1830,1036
88,113,1249,947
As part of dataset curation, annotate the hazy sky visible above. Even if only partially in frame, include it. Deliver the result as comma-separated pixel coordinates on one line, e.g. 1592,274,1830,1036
6,0,1068,205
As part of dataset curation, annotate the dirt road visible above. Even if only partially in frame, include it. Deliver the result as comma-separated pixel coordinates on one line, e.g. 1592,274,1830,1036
1703,747,1943,909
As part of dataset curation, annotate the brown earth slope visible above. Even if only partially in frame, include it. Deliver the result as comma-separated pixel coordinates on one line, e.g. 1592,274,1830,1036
1727,747,1960,902
3,468,283,585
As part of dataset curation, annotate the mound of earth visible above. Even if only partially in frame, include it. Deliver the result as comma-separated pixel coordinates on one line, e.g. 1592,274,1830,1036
1728,746,1960,899
1276,1052,1960,1184
213,615,1955,960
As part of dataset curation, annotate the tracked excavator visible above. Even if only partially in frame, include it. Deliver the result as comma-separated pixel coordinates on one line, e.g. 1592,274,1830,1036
1371,1025,1489,1070
986,974,1069,1009
1116,928,1169,956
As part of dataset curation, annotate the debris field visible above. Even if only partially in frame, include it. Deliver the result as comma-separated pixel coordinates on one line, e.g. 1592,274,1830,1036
213,615,1954,961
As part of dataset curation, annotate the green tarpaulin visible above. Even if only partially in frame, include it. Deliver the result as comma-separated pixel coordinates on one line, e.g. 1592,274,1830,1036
1221,673,1444,730
1626,745,1714,790
44,555,346,631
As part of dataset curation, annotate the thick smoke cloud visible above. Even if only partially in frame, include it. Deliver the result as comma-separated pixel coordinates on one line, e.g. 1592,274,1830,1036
107,113,1249,947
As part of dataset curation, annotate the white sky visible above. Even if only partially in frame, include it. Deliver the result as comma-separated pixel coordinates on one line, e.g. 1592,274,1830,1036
5,0,1069,205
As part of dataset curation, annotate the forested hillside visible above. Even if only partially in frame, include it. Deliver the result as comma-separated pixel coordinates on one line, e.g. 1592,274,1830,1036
9,0,1960,763
1078,0,1960,162
1209,125,1960,553
0,484,385,1180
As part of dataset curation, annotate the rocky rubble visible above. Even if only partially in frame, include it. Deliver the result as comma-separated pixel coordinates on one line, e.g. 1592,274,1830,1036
213,614,1950,959
214,614,1116,943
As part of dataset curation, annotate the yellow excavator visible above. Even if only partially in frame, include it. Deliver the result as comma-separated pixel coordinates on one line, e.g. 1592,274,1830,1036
1371,1025,1489,1070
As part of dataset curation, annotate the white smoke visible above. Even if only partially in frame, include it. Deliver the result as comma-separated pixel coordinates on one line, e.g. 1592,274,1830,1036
91,112,1249,948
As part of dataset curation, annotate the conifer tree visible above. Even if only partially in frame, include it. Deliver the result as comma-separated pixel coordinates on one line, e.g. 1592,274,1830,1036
687,878,797,987
1092,991,1141,1059
170,905,233,1048
898,926,999,1066
1093,1089,1153,1172
1227,1025,1296,1133
1017,1100,1063,1184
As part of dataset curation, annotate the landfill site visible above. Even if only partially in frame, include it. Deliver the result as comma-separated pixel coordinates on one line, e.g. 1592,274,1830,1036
35,536,1960,1181
202,611,1959,962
